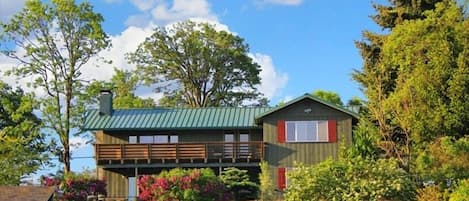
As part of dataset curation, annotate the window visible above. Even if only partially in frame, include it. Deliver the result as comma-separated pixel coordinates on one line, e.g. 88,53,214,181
169,135,178,143
154,135,168,143
139,136,154,143
138,135,179,143
285,121,329,142
129,136,137,144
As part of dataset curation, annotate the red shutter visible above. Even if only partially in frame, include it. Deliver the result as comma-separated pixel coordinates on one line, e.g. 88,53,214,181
328,120,337,142
277,167,286,190
277,120,286,143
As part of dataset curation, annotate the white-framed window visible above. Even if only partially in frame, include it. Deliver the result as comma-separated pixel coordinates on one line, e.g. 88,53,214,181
285,121,329,142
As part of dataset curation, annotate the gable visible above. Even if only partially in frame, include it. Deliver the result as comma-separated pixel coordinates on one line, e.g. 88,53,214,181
255,94,358,123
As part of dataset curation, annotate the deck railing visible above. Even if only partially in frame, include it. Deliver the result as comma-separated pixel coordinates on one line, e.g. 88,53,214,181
95,141,264,163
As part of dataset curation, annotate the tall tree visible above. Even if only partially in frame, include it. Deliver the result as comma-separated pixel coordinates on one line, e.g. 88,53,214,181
353,0,445,164
127,20,263,107
380,1,469,146
0,0,110,173
311,89,344,106
86,68,156,109
0,81,48,185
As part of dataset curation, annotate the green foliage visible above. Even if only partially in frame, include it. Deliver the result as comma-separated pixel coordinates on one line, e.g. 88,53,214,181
0,0,110,173
311,89,344,106
285,157,416,201
127,20,264,107
353,0,446,162
417,185,449,201
346,119,381,159
416,137,469,185
450,179,469,201
86,68,155,109
220,167,259,201
0,81,48,185
381,1,469,145
259,161,275,201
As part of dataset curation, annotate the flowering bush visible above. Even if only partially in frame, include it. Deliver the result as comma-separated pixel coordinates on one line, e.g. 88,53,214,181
138,168,231,201
42,176,106,201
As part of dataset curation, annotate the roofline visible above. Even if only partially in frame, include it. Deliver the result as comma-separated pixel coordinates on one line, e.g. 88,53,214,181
255,93,359,122
84,126,264,131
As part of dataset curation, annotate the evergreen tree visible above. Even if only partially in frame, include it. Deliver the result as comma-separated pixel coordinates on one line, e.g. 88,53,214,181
353,0,446,164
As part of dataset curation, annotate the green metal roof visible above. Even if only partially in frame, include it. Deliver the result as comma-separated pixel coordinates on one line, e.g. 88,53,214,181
84,107,271,130
255,94,359,122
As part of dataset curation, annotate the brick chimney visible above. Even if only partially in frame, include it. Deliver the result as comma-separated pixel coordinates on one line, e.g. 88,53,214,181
99,90,113,116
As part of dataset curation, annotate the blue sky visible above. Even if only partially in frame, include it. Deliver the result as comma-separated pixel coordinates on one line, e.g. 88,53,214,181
0,0,384,178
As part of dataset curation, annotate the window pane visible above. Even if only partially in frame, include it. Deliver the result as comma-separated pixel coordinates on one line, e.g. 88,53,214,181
296,122,310,141
129,136,137,144
239,134,249,142
139,136,153,144
169,135,178,143
154,135,168,143
306,122,316,141
224,134,234,142
318,121,329,142
286,122,296,142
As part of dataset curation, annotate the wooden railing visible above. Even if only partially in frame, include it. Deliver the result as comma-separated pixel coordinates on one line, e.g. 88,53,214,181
95,141,264,163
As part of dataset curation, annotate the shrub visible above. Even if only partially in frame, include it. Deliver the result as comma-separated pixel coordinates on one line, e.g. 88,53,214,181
42,175,106,201
220,167,259,201
417,185,448,201
449,179,469,201
259,161,275,201
285,156,416,201
138,168,230,201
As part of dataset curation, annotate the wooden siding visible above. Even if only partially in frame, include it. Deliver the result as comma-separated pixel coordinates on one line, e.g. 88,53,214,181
99,168,128,198
262,98,354,188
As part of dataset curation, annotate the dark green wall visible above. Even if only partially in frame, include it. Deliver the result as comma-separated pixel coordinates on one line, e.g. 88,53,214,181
98,129,262,144
261,99,354,187
98,168,128,198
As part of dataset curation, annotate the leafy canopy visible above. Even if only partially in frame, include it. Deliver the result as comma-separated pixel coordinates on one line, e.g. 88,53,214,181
311,89,344,106
86,68,155,109
0,0,110,173
0,81,48,185
128,20,263,107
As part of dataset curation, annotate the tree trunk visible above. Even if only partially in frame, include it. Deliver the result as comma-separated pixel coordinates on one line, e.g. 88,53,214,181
63,142,71,174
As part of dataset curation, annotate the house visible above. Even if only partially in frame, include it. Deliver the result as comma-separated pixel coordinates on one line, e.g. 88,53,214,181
84,90,358,199
0,186,55,201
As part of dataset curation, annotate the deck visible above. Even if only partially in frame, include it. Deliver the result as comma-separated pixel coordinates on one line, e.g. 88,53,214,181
95,141,264,166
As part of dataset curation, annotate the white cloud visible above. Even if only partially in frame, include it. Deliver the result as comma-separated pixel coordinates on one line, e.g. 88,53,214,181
255,0,303,6
0,0,25,21
81,25,154,82
130,0,159,11
126,0,217,27
250,53,288,99
151,0,217,25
